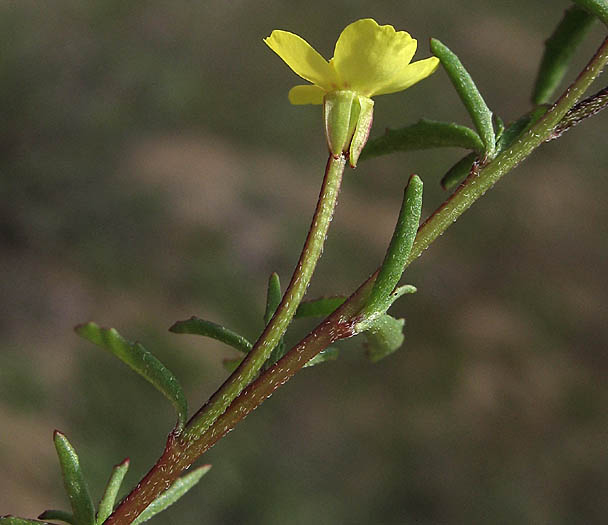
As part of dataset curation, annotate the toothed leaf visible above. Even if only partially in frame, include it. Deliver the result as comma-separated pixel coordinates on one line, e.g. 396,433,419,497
75,322,187,431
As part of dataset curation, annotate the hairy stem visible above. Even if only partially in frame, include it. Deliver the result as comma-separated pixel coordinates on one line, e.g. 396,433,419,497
183,153,347,440
107,36,608,525
105,154,347,524
186,35,608,463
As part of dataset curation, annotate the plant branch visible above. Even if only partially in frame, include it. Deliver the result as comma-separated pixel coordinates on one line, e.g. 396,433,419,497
186,34,608,463
105,153,347,524
106,36,608,525
550,84,608,139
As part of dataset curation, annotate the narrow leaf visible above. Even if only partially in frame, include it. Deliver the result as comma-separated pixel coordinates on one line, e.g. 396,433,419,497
169,317,252,354
364,315,406,363
223,356,242,373
37,511,74,525
533,6,596,105
53,431,96,525
264,273,282,324
304,347,339,367
96,459,130,525
493,114,505,141
0,518,54,525
265,341,287,370
496,106,549,152
360,119,483,161
260,272,286,370
441,152,477,191
131,465,211,525
262,272,287,369
364,175,423,317
392,284,418,300
430,39,495,157
75,322,188,431
295,296,346,318
571,0,608,25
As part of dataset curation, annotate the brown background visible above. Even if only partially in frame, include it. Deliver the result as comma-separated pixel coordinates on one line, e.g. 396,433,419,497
1,1,607,523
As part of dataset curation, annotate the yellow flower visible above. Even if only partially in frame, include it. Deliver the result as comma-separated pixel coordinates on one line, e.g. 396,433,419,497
264,18,439,105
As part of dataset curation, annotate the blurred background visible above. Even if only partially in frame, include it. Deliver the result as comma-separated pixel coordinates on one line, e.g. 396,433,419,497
1,1,607,523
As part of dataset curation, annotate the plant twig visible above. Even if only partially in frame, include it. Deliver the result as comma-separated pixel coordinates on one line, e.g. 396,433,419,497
549,84,608,139
105,153,347,524
106,35,608,525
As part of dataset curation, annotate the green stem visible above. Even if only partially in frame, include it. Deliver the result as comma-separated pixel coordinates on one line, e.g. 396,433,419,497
407,35,608,265
171,275,377,461
105,154,347,525
106,36,608,525
183,153,346,441
186,35,608,455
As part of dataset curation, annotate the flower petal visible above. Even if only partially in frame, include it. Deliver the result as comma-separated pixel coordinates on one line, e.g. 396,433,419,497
332,19,417,96
372,56,440,96
264,30,340,90
288,84,326,105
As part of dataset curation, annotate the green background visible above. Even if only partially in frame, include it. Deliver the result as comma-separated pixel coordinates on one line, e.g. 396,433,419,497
1,1,607,523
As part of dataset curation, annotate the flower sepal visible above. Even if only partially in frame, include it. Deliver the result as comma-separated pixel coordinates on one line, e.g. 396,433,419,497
323,90,374,167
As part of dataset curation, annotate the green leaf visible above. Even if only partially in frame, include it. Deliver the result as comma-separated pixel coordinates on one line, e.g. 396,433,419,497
265,340,287,369
169,317,252,354
496,106,549,152
430,39,496,157
364,175,423,317
364,315,406,363
392,285,418,300
533,6,596,105
0,518,54,525
304,347,339,367
571,0,608,25
37,511,74,525
222,356,242,373
75,322,188,431
493,114,505,142
131,465,211,525
441,152,477,191
96,459,130,525
261,272,287,369
53,432,96,525
295,296,346,318
360,119,483,161
264,272,282,325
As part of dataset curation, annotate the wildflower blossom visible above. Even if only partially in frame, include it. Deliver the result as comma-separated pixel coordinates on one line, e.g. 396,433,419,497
265,18,438,166
264,18,439,105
